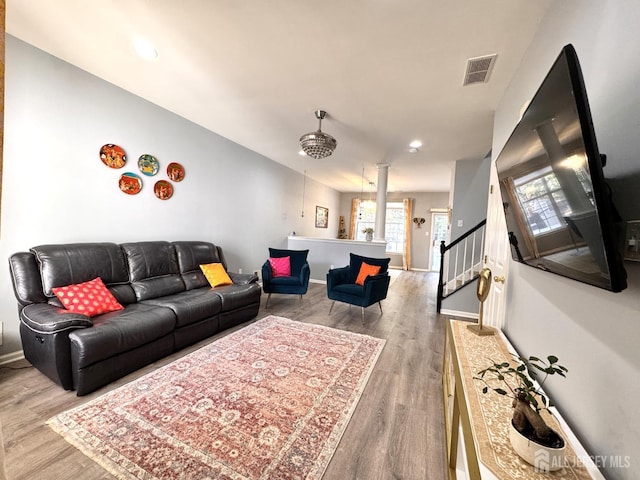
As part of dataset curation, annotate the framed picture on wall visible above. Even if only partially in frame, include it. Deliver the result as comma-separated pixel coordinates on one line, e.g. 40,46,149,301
315,206,328,228
624,219,640,261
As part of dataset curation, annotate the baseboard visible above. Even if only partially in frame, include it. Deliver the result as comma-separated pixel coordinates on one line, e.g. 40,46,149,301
0,350,25,366
388,266,432,272
440,309,478,320
309,279,327,285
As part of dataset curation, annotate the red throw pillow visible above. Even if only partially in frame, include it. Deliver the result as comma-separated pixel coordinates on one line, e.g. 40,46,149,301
355,262,381,286
269,256,291,277
52,277,124,317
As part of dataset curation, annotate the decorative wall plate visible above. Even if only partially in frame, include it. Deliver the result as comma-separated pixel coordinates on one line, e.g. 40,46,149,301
138,154,159,176
119,172,142,195
166,162,185,182
100,144,126,169
154,180,173,200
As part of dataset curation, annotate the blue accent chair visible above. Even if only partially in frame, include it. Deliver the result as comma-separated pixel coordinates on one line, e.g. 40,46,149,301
326,253,391,321
261,248,310,307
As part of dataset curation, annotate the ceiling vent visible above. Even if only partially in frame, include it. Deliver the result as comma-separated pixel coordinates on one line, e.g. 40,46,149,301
463,54,497,86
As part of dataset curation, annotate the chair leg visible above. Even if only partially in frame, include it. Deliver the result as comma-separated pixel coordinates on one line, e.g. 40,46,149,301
378,301,383,315
361,307,365,322
299,295,303,305
266,293,272,308
329,301,335,315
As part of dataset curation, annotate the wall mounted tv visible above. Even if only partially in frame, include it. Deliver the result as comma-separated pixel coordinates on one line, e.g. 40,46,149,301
495,44,627,292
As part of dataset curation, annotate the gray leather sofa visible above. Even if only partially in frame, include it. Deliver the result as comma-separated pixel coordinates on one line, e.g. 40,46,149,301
8,241,261,395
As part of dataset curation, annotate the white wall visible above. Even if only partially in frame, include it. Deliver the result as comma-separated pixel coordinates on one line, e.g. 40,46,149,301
442,154,492,315
0,36,340,355
492,2,640,478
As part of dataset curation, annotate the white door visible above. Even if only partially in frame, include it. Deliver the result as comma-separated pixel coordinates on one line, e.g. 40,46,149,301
483,162,511,330
429,211,449,271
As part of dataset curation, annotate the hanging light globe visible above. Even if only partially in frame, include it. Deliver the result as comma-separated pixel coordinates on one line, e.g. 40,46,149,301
299,110,337,159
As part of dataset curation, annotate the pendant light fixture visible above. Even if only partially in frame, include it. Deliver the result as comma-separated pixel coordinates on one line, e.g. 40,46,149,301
299,110,337,159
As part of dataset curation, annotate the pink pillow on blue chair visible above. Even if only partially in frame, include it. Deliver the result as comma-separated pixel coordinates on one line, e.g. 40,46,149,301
269,256,291,277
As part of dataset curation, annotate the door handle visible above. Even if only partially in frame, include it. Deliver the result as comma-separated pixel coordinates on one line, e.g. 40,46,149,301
493,275,505,284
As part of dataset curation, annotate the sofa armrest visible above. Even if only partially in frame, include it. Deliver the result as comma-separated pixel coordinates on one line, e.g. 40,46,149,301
327,265,350,290
261,261,273,283
228,272,259,285
299,262,310,283
363,273,391,303
20,303,93,334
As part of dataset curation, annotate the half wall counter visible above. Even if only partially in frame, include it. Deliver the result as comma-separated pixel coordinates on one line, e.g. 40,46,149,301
287,236,387,282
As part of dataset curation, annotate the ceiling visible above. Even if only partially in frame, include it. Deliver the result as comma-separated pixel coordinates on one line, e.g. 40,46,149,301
6,0,552,193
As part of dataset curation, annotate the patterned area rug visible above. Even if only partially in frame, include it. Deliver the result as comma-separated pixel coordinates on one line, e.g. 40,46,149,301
48,315,385,479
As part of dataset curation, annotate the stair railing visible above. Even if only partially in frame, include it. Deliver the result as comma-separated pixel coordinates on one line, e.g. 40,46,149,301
437,219,486,313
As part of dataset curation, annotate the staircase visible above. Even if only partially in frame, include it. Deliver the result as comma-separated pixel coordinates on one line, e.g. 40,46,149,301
437,219,486,313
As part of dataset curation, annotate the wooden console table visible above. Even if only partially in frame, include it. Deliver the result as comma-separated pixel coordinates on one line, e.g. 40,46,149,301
442,319,604,480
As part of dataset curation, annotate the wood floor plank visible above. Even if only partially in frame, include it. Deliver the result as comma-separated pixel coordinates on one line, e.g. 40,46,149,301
0,270,447,479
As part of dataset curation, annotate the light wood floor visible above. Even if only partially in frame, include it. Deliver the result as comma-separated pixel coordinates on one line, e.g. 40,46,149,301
0,270,448,479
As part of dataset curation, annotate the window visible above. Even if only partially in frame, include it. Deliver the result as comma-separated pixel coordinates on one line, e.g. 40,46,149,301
355,202,376,241
514,166,572,236
355,201,405,253
384,203,405,253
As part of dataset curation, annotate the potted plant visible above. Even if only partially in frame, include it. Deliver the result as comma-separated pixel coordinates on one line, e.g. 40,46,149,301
475,355,568,471
362,227,374,241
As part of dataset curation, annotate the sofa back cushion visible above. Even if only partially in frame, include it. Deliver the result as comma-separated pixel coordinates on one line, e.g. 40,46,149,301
348,253,390,284
9,252,49,306
173,241,223,290
121,241,185,301
31,243,135,304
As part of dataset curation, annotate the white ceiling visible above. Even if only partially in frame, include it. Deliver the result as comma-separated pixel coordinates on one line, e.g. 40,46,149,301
6,0,552,193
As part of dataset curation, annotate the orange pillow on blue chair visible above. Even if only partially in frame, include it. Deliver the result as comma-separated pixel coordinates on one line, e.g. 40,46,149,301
355,262,381,286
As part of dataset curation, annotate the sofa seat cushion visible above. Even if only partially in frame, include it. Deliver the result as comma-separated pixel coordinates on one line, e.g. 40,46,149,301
141,289,223,328
331,283,366,305
213,283,261,312
69,303,176,369
266,275,304,286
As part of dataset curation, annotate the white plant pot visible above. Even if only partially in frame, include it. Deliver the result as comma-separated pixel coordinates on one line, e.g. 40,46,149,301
508,421,566,472
365,232,373,242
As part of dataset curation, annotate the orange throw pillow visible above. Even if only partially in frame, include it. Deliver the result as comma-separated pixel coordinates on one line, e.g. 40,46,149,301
355,262,381,286
200,263,233,287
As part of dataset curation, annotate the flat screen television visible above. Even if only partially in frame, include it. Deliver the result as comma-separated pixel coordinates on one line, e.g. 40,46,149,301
495,44,627,292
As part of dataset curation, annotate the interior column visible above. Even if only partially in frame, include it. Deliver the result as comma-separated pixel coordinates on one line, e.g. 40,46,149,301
374,164,389,241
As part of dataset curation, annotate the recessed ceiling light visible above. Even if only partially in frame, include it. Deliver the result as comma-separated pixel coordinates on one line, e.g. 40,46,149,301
408,148,419,153
409,140,422,149
132,37,159,61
